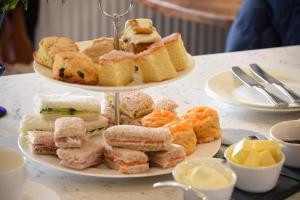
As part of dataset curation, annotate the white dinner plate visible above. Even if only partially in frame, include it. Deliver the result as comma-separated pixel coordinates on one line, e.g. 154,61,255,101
21,181,60,200
33,41,195,92
18,135,221,178
205,67,300,112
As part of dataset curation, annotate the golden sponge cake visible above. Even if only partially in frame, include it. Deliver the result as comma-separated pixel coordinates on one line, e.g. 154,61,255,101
98,50,135,86
34,36,79,68
161,33,189,71
136,42,177,83
52,52,99,85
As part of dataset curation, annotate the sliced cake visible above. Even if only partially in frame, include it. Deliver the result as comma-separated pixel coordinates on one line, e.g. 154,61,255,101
98,50,135,86
161,32,189,71
136,42,177,82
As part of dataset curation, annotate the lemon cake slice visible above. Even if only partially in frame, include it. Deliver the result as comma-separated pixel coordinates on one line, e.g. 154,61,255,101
161,33,189,71
136,42,177,82
98,50,135,86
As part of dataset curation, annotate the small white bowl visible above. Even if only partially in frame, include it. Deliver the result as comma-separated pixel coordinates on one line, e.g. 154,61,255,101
224,145,285,193
270,119,300,168
173,158,237,200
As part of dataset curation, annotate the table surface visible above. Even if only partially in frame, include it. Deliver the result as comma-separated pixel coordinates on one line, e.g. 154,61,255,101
1,45,300,200
136,0,242,28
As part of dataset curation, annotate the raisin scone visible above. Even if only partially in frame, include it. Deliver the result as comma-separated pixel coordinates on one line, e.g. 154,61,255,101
52,52,99,85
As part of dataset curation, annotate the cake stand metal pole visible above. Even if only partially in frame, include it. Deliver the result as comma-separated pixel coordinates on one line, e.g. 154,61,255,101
112,14,121,50
98,0,134,125
114,92,121,125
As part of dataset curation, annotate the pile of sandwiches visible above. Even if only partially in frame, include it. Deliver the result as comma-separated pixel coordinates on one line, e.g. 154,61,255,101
20,91,221,174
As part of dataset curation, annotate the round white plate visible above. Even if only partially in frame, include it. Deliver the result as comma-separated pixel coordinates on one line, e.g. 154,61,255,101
33,41,195,92
21,181,60,200
18,135,221,178
205,67,300,112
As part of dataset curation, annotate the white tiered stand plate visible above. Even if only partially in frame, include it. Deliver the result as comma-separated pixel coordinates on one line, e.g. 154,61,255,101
19,135,221,178
33,41,195,92
27,40,221,178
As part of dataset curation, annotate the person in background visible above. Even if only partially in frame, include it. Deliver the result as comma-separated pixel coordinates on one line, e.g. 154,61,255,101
226,0,300,52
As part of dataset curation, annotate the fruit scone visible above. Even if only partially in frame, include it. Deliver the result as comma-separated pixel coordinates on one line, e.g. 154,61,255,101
182,106,221,144
52,52,99,85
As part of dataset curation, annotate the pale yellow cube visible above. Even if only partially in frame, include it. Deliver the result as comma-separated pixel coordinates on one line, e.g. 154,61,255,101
259,150,276,167
231,138,253,164
244,150,260,167
252,140,280,152
271,149,282,163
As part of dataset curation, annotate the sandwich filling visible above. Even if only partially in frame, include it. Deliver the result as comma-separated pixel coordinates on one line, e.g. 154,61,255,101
40,108,99,116
87,127,106,137
61,156,101,169
55,136,83,147
30,143,57,154
106,156,148,173
109,138,166,145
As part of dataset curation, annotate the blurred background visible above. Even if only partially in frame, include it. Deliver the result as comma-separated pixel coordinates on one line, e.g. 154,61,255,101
1,0,299,75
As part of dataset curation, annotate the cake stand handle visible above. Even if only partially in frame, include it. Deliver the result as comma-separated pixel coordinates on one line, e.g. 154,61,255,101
114,92,121,125
112,14,121,50
98,0,134,50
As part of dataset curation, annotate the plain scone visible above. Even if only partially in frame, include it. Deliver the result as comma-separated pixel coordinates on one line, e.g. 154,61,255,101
83,37,124,63
34,36,79,68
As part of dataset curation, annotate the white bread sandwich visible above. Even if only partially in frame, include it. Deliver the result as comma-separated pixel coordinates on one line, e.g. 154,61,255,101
34,93,101,121
57,141,104,170
20,114,108,138
104,146,149,174
103,125,172,151
85,115,108,137
54,117,86,148
27,131,57,155
20,114,54,136
147,144,186,168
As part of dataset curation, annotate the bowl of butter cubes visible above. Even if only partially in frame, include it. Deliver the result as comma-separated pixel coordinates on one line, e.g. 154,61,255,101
224,138,285,193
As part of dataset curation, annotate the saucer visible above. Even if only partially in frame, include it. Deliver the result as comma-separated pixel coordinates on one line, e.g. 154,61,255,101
21,181,60,200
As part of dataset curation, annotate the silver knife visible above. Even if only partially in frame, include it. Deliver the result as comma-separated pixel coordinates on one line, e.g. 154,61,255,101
232,66,289,108
250,63,300,104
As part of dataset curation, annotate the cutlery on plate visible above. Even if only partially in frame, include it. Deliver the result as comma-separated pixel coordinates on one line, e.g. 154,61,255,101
231,66,289,108
153,181,208,200
249,63,300,104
